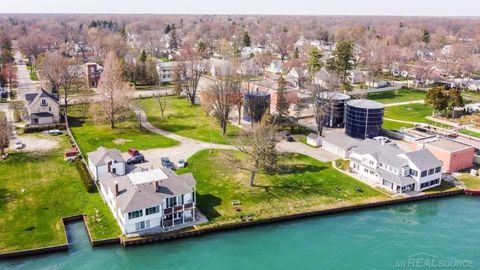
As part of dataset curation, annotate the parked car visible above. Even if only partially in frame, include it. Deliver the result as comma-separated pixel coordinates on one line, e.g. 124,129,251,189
128,148,140,156
42,129,62,135
15,140,24,149
161,157,171,165
127,154,145,165
284,133,295,142
177,159,187,168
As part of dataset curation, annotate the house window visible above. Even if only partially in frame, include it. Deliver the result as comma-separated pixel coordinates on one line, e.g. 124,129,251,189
435,167,441,173
428,168,434,175
128,210,143,220
112,168,117,174
146,206,160,215
166,197,177,208
421,170,427,177
41,99,47,106
146,220,150,228
410,169,418,177
135,221,145,231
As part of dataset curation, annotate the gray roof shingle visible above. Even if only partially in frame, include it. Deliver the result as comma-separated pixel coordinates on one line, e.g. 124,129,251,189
404,149,442,171
87,147,125,166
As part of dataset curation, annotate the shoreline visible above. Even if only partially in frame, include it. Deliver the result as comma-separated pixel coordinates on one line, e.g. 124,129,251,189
1,188,473,259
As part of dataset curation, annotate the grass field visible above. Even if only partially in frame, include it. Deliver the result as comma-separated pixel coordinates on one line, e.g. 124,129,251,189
368,88,426,104
0,135,120,252
177,149,388,226
68,104,179,154
382,119,415,130
458,174,480,190
139,97,241,145
459,129,480,138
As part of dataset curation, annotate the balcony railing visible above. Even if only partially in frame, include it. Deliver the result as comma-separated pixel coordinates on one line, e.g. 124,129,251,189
163,208,172,215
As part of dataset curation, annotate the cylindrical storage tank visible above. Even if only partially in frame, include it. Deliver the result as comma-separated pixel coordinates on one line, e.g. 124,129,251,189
319,92,350,128
345,99,384,139
243,91,271,122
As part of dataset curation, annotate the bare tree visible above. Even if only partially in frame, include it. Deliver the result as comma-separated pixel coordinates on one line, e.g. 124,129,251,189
157,95,168,117
96,52,133,129
178,42,204,105
18,30,47,67
206,65,241,135
311,73,341,136
231,113,278,186
0,115,10,156
9,100,25,122
39,52,65,95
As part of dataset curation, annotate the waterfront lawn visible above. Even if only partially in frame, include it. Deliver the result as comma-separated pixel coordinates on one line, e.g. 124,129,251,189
423,182,459,194
177,150,388,226
68,104,179,154
138,97,241,145
0,136,120,253
458,174,480,190
367,88,426,104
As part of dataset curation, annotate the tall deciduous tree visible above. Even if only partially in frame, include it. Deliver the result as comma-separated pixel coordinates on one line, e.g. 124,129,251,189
178,42,204,105
233,113,278,186
96,52,133,129
448,88,464,118
242,31,251,47
206,65,240,135
425,86,448,116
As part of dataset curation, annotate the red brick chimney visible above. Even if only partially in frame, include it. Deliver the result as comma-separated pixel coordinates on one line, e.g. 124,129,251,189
154,180,159,192
114,181,119,196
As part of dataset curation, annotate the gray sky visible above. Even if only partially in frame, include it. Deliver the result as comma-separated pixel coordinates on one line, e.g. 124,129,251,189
0,0,478,16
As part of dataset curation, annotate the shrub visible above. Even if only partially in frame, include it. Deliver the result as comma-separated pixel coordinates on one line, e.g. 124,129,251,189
75,159,97,193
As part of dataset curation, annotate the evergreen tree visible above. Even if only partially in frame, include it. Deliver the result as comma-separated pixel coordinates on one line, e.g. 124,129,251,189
242,31,251,47
326,40,354,90
276,76,289,119
169,24,178,49
422,29,430,43
293,47,300,59
308,47,322,75
164,24,171,34
139,50,147,63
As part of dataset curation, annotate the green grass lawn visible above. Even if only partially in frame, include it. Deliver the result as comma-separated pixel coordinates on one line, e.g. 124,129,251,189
458,174,480,190
368,88,426,104
138,97,241,144
68,104,179,154
177,149,388,226
0,135,120,252
382,119,415,130
459,129,480,138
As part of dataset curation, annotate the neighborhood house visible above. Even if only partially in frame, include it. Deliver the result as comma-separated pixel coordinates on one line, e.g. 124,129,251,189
87,148,206,235
24,89,60,126
349,139,443,193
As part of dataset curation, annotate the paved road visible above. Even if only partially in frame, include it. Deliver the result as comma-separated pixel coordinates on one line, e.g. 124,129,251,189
14,50,38,101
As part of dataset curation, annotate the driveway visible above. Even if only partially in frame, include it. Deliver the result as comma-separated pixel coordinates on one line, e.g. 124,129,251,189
276,141,338,162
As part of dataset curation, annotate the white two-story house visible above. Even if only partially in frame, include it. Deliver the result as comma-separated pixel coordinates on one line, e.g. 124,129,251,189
98,168,204,235
349,139,443,193
24,90,60,126
87,147,126,180
156,61,176,83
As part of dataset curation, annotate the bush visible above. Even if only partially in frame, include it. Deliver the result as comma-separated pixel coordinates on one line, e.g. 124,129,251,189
23,124,65,133
75,159,97,193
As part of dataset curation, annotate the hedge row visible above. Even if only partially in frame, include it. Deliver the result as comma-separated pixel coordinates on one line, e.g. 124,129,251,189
75,159,97,193
23,124,65,133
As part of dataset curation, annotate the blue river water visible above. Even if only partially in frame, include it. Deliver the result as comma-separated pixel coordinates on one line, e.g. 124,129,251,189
1,196,479,270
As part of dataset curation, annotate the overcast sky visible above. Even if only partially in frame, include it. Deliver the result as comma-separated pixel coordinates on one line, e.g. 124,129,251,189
0,0,478,17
